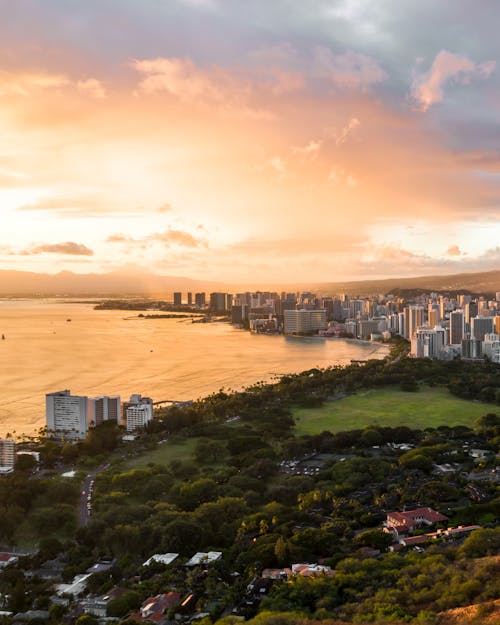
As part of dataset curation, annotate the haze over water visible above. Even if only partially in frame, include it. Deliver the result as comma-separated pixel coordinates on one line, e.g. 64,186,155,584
0,299,388,437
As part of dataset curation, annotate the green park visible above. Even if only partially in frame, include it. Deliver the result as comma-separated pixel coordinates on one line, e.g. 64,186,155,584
293,386,499,435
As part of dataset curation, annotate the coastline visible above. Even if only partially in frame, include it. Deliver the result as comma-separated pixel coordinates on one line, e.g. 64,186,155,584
0,299,390,438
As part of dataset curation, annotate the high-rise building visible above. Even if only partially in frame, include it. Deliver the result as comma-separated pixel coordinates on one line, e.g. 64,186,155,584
209,292,232,312
231,305,248,324
461,336,482,359
46,390,89,440
173,292,182,306
124,394,153,432
464,301,478,324
88,396,121,427
187,292,193,306
0,438,15,471
471,316,494,341
397,312,405,336
284,309,327,335
411,326,446,359
405,305,425,339
494,316,500,335
195,292,206,307
428,304,440,328
482,333,500,360
449,310,464,345
356,318,386,339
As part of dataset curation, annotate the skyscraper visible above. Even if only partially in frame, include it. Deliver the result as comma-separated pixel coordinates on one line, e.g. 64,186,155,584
471,316,494,341
405,305,425,339
195,292,206,307
173,292,182,306
449,310,464,345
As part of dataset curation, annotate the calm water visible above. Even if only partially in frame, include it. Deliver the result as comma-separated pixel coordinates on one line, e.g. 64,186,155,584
0,299,388,437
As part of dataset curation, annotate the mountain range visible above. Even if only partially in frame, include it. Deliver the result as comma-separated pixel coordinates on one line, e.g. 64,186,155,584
1,268,500,297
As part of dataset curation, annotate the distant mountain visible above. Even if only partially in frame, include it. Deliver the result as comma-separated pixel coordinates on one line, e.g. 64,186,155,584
0,267,500,297
0,269,226,296
314,269,500,297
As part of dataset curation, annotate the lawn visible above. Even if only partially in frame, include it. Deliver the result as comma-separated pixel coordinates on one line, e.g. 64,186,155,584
293,386,498,435
126,436,199,468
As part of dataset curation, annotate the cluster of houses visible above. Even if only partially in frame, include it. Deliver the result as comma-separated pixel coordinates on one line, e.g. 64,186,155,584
0,506,485,625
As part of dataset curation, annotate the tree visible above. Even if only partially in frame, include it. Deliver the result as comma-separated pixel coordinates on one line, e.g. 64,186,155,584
459,528,500,558
354,529,393,551
107,590,142,618
274,536,289,566
76,615,99,625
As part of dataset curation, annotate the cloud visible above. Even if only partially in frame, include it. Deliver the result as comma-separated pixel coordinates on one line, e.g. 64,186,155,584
291,140,322,157
153,229,205,247
447,244,462,256
0,71,69,96
313,47,387,90
157,203,173,213
17,195,112,216
25,242,94,256
107,228,206,248
132,57,224,100
268,156,286,179
130,56,273,118
411,50,496,111
335,117,361,145
106,234,131,243
77,78,107,99
328,167,359,187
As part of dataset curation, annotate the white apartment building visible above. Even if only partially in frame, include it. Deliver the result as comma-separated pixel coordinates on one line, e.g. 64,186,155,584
125,394,153,432
46,390,89,440
0,438,15,472
284,309,327,335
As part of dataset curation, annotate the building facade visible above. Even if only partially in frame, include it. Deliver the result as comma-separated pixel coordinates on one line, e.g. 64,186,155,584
284,309,327,335
46,390,89,440
124,394,153,432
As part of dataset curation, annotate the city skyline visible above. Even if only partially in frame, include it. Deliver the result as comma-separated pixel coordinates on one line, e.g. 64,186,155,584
1,1,500,283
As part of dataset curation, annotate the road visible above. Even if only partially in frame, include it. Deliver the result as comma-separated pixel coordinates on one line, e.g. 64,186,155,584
78,463,109,527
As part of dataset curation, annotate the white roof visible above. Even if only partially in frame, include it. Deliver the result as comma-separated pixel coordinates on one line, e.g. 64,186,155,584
56,573,92,597
185,551,222,567
142,553,179,567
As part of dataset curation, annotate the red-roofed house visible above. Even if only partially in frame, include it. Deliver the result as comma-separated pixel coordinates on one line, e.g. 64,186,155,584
0,553,18,568
130,592,182,624
385,507,448,537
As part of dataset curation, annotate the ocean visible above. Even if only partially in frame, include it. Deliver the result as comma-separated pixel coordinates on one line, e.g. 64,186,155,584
0,299,388,436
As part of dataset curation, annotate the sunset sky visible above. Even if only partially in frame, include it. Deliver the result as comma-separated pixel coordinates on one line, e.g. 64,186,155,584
1,0,500,283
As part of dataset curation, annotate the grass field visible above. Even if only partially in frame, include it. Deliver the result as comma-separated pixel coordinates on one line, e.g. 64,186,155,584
293,387,498,435
126,437,199,468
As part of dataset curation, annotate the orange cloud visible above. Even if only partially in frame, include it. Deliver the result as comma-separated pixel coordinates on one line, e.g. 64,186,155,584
24,242,94,255
447,244,462,256
411,50,496,111
0,70,69,96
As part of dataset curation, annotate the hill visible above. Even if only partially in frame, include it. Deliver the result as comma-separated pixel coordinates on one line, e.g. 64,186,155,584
1,267,500,296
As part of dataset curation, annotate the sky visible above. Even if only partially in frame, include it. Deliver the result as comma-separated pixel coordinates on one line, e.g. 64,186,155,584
1,0,500,284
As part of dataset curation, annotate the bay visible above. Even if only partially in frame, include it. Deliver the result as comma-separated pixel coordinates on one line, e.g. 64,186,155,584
0,299,388,437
